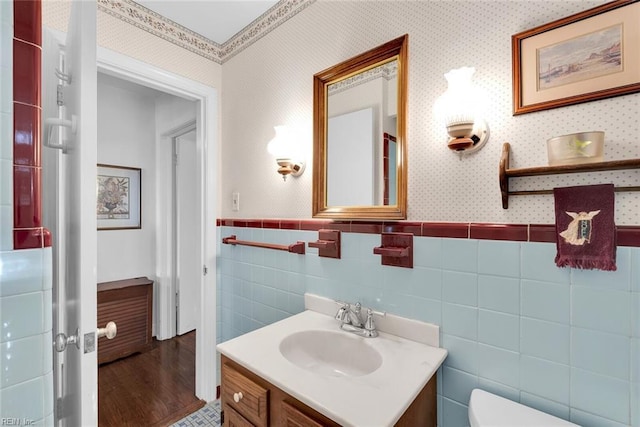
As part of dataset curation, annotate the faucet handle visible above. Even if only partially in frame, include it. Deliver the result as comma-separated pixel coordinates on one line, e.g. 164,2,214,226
334,302,349,322
364,308,385,331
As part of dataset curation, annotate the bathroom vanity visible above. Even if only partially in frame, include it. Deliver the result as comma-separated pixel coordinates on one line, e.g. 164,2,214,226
217,294,447,427
221,354,436,427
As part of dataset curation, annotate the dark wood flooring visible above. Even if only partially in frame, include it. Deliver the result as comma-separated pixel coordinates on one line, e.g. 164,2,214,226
98,331,205,427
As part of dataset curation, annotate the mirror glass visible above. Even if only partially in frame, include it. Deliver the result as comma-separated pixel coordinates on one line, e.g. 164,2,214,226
313,35,408,220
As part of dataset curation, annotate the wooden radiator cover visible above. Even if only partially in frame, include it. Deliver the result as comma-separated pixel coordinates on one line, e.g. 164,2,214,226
97,277,153,364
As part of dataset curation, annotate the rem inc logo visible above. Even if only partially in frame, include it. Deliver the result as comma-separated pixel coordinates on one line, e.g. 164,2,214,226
0,419,35,425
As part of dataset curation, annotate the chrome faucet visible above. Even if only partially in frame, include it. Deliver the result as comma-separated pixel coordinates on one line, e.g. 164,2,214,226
335,301,385,338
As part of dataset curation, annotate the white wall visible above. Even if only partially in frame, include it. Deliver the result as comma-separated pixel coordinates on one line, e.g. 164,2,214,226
221,0,639,224
97,73,158,283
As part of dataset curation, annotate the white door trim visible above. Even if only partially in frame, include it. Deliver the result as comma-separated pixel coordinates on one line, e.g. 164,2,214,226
97,47,218,401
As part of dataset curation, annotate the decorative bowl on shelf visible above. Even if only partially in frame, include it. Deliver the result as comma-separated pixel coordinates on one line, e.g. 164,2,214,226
547,131,604,166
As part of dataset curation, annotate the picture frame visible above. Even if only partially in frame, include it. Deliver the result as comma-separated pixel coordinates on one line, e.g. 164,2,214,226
97,164,142,230
512,0,640,115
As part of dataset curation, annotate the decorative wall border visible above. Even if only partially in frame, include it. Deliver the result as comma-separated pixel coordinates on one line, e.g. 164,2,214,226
217,218,640,247
97,0,316,64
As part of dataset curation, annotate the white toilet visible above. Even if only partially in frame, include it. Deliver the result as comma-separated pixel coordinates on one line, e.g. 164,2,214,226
468,389,580,426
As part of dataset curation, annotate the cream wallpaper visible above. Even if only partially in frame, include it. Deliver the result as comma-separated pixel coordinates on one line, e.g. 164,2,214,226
42,0,222,89
221,0,640,225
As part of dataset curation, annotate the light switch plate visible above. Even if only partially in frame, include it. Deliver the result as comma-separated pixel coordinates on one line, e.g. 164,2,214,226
232,192,240,211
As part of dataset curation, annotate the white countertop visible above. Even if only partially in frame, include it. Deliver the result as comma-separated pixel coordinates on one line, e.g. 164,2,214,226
217,307,447,426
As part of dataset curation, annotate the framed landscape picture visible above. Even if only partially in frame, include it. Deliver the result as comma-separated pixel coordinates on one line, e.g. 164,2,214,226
97,164,141,230
512,0,640,115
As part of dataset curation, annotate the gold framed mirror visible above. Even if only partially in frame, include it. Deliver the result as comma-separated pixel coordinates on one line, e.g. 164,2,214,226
312,35,408,220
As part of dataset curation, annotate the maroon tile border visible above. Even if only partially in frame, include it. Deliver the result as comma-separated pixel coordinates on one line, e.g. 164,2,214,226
422,222,469,239
617,226,640,247
14,0,41,46
217,218,640,247
470,223,528,241
529,224,556,244
12,0,49,250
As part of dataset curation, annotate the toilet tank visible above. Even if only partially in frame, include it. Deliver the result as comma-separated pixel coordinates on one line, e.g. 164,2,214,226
468,389,580,427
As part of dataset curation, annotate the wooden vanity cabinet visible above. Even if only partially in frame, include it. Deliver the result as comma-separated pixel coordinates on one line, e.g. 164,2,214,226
221,355,437,427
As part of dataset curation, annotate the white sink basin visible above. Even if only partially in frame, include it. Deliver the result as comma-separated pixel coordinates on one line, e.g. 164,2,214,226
279,330,382,377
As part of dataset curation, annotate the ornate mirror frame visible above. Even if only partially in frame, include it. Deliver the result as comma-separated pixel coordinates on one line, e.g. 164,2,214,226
312,34,408,220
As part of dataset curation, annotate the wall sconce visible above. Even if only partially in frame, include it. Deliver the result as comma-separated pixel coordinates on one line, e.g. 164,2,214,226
434,67,489,154
267,125,305,181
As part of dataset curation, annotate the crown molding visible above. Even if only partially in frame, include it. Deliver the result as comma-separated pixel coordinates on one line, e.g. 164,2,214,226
97,0,315,64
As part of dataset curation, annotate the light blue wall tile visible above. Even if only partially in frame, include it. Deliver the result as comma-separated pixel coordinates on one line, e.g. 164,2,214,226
572,247,631,291
274,290,289,311
570,368,630,424
0,249,44,297
521,242,570,284
0,335,44,388
478,275,519,315
414,237,442,269
521,279,570,324
632,381,639,427
379,290,415,319
572,286,631,336
477,378,519,402
520,355,570,405
633,338,639,383
571,327,630,381
442,334,478,375
631,248,640,293
521,317,569,365
443,271,477,306
411,297,441,326
478,240,520,277
570,408,629,427
383,264,419,295
287,272,305,295
339,233,360,259
477,343,519,388
357,233,384,262
0,292,43,342
633,292,639,339
442,397,470,427
357,259,385,290
520,392,570,421
442,239,477,273
410,267,441,300
0,377,44,422
478,309,519,352
442,366,478,405
442,302,477,340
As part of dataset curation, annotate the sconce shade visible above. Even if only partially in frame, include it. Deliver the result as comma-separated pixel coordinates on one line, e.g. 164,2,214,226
267,126,305,180
434,67,489,153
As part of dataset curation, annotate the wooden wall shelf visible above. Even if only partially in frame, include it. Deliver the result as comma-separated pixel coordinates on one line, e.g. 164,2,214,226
499,143,640,209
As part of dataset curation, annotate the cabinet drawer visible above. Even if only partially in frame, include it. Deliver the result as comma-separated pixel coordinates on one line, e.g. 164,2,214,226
224,404,255,427
222,363,269,427
281,400,326,427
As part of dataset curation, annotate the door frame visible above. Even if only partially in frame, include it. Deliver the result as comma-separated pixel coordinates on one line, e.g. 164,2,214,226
165,121,199,336
97,47,218,401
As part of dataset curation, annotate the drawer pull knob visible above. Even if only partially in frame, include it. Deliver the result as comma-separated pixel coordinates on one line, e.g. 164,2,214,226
233,392,243,403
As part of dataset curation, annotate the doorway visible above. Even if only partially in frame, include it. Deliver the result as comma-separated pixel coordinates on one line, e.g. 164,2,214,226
172,127,201,336
42,22,218,424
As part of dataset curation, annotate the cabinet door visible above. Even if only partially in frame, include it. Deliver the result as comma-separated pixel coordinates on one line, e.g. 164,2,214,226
222,363,269,427
281,401,325,427
225,404,255,427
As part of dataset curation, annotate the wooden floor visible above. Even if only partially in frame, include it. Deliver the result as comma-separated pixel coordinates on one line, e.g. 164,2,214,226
98,331,205,427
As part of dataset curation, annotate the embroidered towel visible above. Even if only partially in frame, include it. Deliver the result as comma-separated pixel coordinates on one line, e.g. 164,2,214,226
554,184,616,271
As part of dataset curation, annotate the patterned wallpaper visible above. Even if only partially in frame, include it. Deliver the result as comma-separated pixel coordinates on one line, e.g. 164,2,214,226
221,0,640,225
